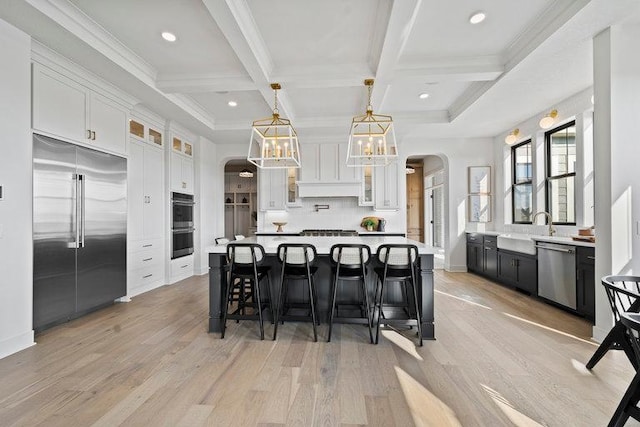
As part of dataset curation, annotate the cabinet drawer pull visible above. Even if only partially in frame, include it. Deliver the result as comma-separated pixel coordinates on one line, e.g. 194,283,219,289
587,256,595,260
143,244,153,248
181,264,189,268
469,237,476,241
143,257,153,262
87,129,92,139
142,274,153,279
91,131,96,140
485,247,492,250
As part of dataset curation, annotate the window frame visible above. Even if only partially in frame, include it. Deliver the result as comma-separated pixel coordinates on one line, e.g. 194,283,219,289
545,120,577,226
511,139,533,224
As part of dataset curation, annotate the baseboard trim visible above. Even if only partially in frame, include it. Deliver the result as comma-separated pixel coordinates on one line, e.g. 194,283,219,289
592,325,608,344
0,330,35,360
196,267,209,276
446,265,467,273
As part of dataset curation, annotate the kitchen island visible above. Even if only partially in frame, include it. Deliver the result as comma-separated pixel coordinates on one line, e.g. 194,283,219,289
206,235,437,339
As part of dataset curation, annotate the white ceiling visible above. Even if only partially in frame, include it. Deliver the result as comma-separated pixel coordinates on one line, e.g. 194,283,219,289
1,0,639,144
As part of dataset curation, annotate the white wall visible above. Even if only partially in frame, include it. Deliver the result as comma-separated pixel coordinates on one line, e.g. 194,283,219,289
492,88,594,236
0,19,34,359
401,137,495,271
593,24,640,340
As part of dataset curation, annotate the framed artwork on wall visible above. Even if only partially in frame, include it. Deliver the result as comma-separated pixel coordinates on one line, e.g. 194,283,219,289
468,194,491,222
468,166,491,194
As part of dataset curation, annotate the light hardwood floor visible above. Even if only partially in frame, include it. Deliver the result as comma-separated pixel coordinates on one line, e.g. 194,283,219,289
1,271,638,426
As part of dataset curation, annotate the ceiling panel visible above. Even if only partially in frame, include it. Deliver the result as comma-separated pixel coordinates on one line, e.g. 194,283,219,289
286,86,363,119
247,0,390,68
384,81,472,112
188,90,270,122
403,0,554,59
68,0,247,76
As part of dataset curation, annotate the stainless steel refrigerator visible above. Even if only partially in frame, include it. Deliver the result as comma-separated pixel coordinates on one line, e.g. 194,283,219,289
33,134,127,331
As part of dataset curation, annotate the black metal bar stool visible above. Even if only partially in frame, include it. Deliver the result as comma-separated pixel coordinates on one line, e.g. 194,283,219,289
221,243,274,340
327,244,373,343
273,243,319,342
372,244,422,346
586,276,640,370
608,312,640,426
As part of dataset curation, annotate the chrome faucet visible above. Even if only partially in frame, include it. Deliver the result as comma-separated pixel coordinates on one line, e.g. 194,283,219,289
533,211,556,236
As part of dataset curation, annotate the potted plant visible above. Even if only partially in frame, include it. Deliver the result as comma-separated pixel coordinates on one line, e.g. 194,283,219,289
362,218,376,232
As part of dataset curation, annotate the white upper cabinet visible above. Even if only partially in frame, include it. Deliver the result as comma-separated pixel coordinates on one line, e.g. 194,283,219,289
300,143,357,183
32,63,128,156
171,152,194,194
128,139,164,242
259,168,286,211
374,162,400,211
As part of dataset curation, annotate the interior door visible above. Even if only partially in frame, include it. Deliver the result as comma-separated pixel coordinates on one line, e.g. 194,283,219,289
76,146,127,311
33,134,78,329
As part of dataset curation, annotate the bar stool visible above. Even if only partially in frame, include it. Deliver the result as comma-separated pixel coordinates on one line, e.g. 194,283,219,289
372,244,422,346
273,243,319,341
608,312,640,426
221,243,274,340
216,237,250,314
586,276,640,370
327,244,373,343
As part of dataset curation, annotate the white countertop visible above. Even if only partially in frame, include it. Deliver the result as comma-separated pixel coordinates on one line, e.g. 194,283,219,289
206,235,437,255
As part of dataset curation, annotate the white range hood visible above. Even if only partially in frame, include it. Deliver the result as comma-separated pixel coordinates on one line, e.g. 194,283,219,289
296,181,361,198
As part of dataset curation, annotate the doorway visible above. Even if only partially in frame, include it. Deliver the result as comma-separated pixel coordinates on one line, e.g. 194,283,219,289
406,159,424,242
425,169,445,248
223,160,257,239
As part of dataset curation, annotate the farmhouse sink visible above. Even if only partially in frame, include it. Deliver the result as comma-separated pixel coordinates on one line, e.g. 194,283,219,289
497,234,536,255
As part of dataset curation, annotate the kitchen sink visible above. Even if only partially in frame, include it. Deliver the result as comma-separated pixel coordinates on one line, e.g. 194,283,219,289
497,234,536,255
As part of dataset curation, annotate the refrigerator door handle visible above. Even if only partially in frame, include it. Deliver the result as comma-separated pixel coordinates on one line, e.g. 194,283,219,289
79,174,86,248
72,173,80,249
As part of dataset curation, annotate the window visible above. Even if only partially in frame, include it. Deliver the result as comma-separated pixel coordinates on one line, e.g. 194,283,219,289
546,121,576,224
512,140,533,223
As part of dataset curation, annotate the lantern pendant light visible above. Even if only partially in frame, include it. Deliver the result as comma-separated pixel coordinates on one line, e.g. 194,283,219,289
346,79,398,167
247,83,301,169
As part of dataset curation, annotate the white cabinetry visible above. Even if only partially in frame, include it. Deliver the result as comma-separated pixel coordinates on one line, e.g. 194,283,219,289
32,63,128,156
259,169,286,211
170,133,194,194
374,162,400,211
170,255,194,283
128,130,165,297
171,153,194,194
301,143,356,182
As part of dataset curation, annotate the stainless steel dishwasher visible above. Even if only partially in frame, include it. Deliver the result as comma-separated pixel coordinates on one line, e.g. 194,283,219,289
536,241,576,309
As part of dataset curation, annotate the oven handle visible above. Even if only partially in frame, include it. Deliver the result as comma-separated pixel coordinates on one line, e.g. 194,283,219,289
171,199,195,206
172,228,196,234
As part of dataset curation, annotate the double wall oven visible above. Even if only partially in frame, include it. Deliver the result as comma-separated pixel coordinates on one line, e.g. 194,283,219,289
171,192,194,259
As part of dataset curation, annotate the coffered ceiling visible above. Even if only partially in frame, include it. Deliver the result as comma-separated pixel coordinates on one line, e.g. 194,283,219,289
1,0,639,144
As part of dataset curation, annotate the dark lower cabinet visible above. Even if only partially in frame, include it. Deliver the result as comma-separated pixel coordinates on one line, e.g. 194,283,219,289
483,237,498,279
466,233,497,279
576,246,595,321
497,250,537,294
467,242,482,273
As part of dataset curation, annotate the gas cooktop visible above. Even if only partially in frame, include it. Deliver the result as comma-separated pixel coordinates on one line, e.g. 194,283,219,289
300,229,358,237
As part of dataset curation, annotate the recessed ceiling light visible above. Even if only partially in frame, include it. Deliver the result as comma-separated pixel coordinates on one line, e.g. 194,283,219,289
469,11,486,24
419,93,430,99
161,32,176,42
228,101,238,107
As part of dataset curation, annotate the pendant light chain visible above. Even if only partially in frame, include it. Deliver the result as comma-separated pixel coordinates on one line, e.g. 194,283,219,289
273,86,279,116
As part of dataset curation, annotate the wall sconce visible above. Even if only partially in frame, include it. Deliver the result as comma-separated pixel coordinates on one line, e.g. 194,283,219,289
539,109,558,129
504,128,520,145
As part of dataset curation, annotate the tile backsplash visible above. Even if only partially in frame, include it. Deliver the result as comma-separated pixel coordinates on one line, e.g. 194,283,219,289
258,197,403,233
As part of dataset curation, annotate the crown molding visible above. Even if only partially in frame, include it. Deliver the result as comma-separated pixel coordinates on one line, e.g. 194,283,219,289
165,94,217,132
25,0,157,86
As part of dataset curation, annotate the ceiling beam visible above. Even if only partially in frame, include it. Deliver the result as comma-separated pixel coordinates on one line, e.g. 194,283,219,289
202,0,295,119
156,74,257,93
370,0,422,110
395,55,504,82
